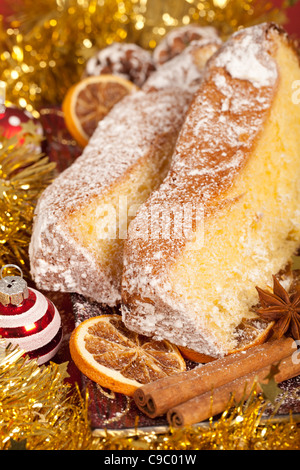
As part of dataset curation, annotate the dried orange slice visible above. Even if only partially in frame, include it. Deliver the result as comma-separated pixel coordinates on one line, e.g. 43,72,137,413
179,317,275,363
69,314,186,396
62,75,137,147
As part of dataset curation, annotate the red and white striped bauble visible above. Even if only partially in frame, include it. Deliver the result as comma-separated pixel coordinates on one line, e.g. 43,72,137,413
0,265,62,365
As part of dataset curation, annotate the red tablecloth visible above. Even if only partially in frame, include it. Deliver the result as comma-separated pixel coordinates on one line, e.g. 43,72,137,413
273,0,300,36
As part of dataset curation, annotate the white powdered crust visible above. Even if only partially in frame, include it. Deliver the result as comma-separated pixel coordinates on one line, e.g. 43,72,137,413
122,23,282,357
214,27,278,87
145,38,222,92
84,42,155,87
30,37,221,305
153,24,219,65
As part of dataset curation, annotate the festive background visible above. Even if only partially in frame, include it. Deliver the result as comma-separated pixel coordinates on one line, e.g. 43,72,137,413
0,0,300,451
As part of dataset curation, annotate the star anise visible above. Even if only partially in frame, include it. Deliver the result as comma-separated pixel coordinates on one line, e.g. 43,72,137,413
255,275,300,340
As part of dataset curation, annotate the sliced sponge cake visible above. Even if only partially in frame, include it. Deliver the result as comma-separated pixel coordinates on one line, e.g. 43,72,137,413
122,24,300,357
29,37,220,306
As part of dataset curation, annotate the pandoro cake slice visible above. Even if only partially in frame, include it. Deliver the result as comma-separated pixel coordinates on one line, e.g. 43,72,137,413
121,23,300,357
29,36,221,306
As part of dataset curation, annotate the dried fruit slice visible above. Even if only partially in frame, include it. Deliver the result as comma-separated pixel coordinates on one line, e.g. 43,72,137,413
69,314,186,396
62,75,137,147
179,317,274,363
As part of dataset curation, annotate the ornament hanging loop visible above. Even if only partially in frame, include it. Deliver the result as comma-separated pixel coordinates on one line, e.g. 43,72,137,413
0,264,24,281
0,264,29,307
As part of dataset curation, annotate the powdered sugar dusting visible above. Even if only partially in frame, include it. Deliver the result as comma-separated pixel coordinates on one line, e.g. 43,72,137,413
30,88,192,305
145,38,221,92
84,42,155,87
215,26,278,88
30,37,219,305
153,24,220,65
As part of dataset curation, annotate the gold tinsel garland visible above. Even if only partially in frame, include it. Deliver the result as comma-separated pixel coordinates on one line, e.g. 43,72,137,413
0,340,299,450
0,122,55,274
0,0,295,115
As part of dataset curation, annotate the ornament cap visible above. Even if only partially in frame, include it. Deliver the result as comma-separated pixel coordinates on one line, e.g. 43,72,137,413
0,264,29,307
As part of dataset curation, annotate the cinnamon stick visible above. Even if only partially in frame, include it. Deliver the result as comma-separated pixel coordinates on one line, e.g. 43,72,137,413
134,337,295,418
167,352,300,427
